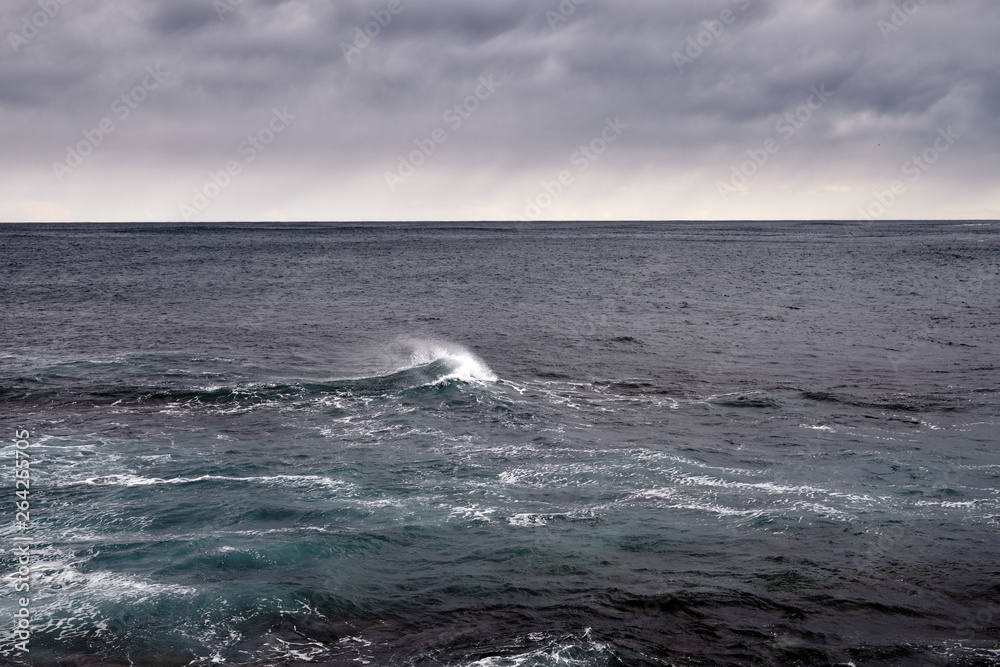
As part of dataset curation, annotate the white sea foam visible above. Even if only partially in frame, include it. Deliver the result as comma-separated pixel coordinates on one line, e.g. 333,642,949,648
448,505,496,522
669,471,875,505
11,547,197,642
261,635,329,662
401,339,498,384
508,513,550,527
460,635,618,667
76,473,353,490
32,561,196,599
800,424,836,432
913,499,983,509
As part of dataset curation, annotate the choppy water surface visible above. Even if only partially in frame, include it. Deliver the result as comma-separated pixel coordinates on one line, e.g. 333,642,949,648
1,221,998,666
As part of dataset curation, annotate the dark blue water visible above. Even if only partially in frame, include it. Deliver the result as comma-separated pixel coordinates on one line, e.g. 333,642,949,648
1,222,998,666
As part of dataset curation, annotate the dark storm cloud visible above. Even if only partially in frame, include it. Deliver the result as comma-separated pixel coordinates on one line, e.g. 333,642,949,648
1,0,998,220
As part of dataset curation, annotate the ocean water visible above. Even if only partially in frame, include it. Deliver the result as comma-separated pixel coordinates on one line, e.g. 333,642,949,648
1,221,998,667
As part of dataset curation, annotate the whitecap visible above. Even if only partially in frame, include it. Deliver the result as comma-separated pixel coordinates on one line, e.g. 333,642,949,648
401,339,498,384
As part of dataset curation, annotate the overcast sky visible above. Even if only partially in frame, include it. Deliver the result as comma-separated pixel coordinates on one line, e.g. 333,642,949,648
1,0,998,222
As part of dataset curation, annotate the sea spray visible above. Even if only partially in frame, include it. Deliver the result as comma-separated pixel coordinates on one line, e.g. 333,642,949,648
395,339,498,384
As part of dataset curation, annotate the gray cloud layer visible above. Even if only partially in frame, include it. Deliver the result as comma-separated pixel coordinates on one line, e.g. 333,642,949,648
2,0,998,221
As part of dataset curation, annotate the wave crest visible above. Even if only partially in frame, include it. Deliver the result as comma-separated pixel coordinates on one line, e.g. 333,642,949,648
398,340,498,385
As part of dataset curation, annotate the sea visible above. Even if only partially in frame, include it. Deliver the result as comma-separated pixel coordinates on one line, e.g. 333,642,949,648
1,221,998,667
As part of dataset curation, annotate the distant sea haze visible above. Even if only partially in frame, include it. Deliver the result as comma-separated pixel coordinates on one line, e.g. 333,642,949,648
1,221,998,666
